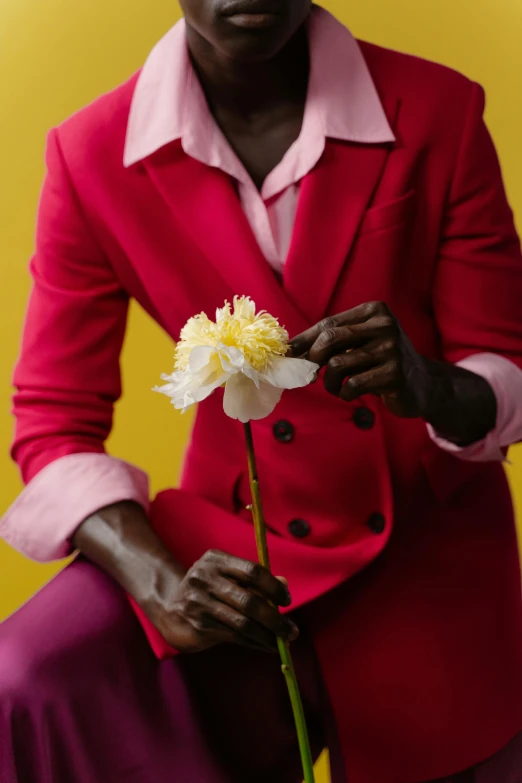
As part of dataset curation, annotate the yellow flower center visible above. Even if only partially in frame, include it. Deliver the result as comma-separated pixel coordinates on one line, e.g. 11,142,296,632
174,296,289,372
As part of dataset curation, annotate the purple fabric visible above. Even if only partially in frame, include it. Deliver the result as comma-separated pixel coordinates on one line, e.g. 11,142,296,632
0,560,331,783
0,559,520,783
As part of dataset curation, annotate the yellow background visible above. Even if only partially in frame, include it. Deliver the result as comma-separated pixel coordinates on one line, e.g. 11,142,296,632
1,2,521,780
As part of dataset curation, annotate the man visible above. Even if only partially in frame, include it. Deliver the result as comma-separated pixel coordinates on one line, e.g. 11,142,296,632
2,1,522,781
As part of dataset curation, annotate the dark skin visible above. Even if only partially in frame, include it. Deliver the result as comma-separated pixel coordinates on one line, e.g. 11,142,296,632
289,302,497,446
74,0,497,654
75,501,295,654
183,0,311,187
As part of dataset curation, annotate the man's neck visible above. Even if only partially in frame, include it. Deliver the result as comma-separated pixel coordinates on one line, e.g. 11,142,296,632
185,23,310,122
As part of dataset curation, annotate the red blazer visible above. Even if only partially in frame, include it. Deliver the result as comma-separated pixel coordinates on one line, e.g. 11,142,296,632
12,40,522,783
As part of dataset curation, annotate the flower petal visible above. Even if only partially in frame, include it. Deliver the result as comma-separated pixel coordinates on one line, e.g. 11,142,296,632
223,373,283,422
187,369,229,404
215,302,231,322
232,295,256,320
260,355,319,389
241,360,261,388
188,345,217,372
217,343,245,373
155,365,229,411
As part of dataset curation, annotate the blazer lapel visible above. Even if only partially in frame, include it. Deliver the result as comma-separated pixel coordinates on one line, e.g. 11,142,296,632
283,136,394,328
143,145,309,337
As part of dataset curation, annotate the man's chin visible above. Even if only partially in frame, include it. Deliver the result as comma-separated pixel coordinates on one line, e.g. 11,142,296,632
214,24,299,63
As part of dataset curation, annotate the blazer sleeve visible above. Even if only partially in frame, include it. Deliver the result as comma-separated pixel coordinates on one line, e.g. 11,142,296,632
1,129,150,562
434,82,522,370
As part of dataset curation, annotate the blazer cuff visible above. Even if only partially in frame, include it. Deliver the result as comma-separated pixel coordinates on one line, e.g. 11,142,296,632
427,353,522,461
0,453,150,562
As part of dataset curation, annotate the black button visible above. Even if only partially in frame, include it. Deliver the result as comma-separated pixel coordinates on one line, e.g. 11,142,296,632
273,420,294,443
366,512,386,535
288,519,311,539
353,407,375,430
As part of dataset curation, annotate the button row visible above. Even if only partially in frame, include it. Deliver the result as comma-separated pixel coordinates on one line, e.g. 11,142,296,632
275,408,380,540
288,513,386,539
273,407,375,443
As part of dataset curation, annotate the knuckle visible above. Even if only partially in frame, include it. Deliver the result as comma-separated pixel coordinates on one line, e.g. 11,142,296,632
381,338,397,355
365,300,390,319
328,354,347,371
184,589,202,610
239,591,256,613
245,561,263,582
317,327,338,346
347,374,363,390
319,317,336,332
234,613,251,633
191,617,208,633
187,567,203,585
364,301,380,316
382,316,398,332
204,549,221,562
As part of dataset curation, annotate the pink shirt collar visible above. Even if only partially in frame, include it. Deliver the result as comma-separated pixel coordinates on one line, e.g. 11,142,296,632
124,7,395,185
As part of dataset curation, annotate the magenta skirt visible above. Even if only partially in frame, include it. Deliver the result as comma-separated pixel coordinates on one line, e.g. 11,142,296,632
0,559,521,783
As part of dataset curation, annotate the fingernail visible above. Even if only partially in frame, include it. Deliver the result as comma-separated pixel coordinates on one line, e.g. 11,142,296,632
279,618,299,640
288,622,299,642
288,342,304,359
276,576,292,606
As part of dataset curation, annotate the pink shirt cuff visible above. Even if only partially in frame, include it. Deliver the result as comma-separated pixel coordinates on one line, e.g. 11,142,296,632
0,453,150,562
428,353,522,461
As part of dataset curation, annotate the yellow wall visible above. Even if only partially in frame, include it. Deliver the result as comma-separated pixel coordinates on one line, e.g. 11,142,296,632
1,3,521,779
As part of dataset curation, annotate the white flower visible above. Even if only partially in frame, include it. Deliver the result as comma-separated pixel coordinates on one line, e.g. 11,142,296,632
155,296,318,422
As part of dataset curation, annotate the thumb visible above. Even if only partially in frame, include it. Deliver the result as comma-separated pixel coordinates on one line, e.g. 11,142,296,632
275,576,292,606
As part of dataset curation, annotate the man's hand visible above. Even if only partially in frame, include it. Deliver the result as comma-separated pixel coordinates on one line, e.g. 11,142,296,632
290,301,496,444
290,301,437,417
149,550,298,654
74,504,298,656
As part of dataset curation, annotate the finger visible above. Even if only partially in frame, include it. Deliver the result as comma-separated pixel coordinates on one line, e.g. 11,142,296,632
339,362,397,403
214,553,292,607
210,577,299,640
323,351,375,397
275,576,294,603
302,317,397,366
289,302,390,357
323,340,396,396
306,324,391,367
188,612,277,654
205,600,280,652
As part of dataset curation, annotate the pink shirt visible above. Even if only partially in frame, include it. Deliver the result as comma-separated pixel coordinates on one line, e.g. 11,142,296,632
123,11,395,271
2,8,522,562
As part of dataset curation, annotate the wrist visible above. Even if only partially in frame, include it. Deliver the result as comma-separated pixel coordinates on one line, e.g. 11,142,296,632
74,500,185,607
422,359,497,446
135,550,186,620
420,359,455,424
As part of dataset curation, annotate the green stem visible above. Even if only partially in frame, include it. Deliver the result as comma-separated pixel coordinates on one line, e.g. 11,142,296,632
243,422,316,783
